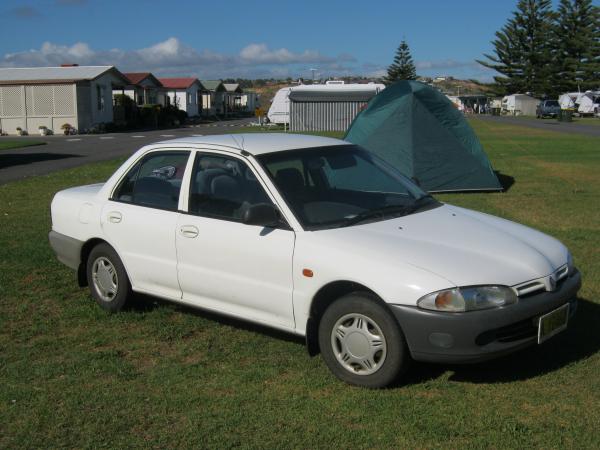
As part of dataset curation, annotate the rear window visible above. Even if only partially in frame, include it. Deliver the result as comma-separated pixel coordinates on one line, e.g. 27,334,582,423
113,151,190,211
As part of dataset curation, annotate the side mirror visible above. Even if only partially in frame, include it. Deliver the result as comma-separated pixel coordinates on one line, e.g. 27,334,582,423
243,203,282,228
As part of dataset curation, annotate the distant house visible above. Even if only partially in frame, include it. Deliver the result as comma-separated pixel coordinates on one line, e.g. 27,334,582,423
222,83,256,114
0,65,128,135
241,91,258,113
116,72,164,106
223,83,243,114
159,78,204,117
201,80,226,116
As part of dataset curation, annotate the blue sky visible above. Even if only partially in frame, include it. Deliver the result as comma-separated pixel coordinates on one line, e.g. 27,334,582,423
0,0,594,80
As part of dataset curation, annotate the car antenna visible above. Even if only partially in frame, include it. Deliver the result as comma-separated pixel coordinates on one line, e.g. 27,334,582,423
231,134,249,156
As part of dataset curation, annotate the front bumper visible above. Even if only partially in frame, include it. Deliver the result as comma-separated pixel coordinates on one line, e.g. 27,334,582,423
391,270,581,363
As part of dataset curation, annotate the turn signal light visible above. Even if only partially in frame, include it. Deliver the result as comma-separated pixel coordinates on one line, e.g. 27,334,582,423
302,269,314,278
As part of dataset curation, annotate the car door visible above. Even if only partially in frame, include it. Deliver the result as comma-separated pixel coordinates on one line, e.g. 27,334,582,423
175,151,296,329
101,150,191,300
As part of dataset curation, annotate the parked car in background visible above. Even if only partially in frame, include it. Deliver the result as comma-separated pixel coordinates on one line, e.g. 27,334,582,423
49,134,581,388
536,100,561,118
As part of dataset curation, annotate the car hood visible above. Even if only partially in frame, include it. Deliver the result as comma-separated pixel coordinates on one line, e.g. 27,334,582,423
320,204,568,287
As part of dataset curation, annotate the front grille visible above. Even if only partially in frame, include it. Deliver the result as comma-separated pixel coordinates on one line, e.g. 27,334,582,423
513,264,569,297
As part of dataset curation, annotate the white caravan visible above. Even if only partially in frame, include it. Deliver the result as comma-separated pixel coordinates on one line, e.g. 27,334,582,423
577,92,600,116
267,87,293,125
558,92,589,110
501,94,539,116
267,82,385,125
558,93,581,110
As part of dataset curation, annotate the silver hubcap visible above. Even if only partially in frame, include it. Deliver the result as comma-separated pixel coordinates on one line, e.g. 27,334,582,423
92,257,118,302
331,313,387,376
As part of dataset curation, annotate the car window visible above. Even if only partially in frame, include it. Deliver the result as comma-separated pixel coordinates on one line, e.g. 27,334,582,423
258,145,432,230
113,151,190,211
321,152,405,193
188,153,273,221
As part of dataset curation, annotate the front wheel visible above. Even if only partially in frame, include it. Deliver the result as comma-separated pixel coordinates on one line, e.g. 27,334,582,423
86,243,131,312
318,292,410,388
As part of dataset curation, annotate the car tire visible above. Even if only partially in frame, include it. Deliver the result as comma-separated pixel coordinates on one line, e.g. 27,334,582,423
318,292,409,388
86,243,131,313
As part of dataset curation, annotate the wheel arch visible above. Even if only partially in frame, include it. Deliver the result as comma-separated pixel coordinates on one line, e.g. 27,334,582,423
305,280,390,356
77,237,111,287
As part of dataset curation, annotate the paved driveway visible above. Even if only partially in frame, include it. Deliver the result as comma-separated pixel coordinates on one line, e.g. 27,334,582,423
475,115,600,138
0,118,255,184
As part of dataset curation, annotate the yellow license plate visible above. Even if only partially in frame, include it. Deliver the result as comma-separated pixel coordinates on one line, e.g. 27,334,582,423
538,303,569,344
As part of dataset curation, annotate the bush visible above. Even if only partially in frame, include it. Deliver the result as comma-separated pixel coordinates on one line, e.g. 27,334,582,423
138,104,187,128
113,94,135,108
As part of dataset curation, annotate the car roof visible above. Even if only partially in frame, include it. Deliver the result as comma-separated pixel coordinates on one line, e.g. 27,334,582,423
154,133,348,156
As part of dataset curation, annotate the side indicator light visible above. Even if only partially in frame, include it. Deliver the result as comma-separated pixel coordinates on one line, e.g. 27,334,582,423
302,269,314,278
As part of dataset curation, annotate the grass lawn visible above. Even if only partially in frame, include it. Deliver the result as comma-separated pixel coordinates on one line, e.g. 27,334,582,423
1,119,599,448
0,139,46,151
508,115,600,126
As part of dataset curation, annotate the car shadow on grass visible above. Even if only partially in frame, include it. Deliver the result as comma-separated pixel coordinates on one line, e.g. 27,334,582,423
406,297,600,385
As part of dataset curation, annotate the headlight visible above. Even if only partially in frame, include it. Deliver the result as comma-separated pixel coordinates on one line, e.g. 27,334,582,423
417,286,517,312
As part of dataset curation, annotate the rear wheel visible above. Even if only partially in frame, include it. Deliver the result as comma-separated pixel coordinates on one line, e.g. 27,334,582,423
318,292,409,388
86,243,131,312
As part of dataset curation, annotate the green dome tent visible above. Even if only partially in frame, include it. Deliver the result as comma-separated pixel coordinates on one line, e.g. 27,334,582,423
344,80,502,192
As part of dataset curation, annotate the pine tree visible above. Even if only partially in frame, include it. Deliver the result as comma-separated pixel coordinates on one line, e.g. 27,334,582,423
477,0,555,96
554,0,600,93
385,40,417,84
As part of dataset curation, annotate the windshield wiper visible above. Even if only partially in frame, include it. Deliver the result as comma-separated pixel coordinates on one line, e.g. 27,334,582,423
341,204,410,227
402,194,435,214
341,195,436,227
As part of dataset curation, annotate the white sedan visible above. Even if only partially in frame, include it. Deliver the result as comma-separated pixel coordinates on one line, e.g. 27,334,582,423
49,134,581,388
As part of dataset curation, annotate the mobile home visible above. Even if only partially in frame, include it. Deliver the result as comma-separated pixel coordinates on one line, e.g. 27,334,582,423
501,94,539,116
0,65,128,135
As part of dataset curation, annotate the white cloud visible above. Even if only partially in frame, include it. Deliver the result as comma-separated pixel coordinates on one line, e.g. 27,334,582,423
239,43,336,64
0,38,495,81
0,38,354,79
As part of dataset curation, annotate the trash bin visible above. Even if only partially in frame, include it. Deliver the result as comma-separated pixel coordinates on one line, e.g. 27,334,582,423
558,110,573,122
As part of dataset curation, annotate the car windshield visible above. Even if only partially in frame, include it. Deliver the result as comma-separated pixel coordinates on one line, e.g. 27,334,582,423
257,144,440,230
546,101,559,106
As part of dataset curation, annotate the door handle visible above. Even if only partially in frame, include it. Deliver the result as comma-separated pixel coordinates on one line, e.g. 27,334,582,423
107,211,122,223
180,225,199,238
